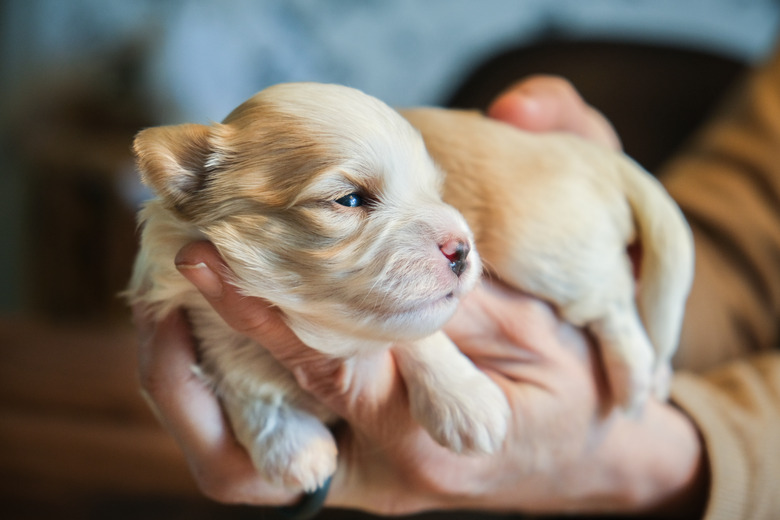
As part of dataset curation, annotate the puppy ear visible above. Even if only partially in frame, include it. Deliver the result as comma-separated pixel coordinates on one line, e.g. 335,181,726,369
132,123,223,208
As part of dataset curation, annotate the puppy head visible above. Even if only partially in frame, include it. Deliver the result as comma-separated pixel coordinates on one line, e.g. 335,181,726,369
134,83,480,347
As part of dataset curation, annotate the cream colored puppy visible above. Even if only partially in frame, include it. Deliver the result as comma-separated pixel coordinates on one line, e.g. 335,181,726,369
127,82,693,492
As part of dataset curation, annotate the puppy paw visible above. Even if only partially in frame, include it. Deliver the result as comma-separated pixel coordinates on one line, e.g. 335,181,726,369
411,371,510,454
250,424,338,492
229,401,337,492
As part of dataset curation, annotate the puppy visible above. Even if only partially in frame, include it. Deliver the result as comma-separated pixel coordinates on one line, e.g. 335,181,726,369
127,82,693,492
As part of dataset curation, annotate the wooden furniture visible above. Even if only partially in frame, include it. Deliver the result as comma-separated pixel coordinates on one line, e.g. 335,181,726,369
0,317,211,518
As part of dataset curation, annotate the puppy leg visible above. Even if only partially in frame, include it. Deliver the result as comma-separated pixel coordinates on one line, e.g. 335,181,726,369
221,391,337,492
586,304,655,415
393,332,510,454
652,361,673,401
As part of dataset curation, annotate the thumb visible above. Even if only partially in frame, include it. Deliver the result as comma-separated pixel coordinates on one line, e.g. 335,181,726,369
175,242,437,445
174,241,342,380
487,75,621,151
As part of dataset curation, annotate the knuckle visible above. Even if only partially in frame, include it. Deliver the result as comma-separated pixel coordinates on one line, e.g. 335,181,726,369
232,304,275,336
226,300,290,346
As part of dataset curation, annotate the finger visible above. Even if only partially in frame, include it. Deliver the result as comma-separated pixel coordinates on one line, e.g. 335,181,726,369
487,75,621,151
174,242,360,415
174,241,313,364
443,283,597,393
134,306,296,505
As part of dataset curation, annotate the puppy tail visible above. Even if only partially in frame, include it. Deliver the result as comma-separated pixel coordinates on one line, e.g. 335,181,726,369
619,158,695,381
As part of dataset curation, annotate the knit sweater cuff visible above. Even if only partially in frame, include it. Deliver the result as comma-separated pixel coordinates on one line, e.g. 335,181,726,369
670,373,750,520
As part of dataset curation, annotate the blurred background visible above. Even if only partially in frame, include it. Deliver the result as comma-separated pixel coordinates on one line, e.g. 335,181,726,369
0,0,778,518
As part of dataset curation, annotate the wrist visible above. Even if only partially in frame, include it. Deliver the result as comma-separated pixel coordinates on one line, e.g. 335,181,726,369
599,400,709,517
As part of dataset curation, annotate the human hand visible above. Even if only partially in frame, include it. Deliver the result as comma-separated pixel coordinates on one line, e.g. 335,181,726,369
149,252,608,514
139,243,702,516
487,75,622,151
134,76,705,516
133,305,299,506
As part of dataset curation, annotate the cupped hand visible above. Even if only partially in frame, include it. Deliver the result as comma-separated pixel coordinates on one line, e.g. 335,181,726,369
134,76,705,516
142,243,607,513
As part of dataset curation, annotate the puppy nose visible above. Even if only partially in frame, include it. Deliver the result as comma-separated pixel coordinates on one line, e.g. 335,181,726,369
439,239,470,277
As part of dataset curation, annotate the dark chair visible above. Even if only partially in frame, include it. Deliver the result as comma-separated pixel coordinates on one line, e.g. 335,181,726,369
445,39,746,173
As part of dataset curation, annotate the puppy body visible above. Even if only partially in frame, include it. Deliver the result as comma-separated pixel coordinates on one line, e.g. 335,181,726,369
129,83,511,491
403,108,694,407
128,83,693,492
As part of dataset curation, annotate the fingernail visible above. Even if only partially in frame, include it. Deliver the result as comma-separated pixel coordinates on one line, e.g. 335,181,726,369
176,262,224,299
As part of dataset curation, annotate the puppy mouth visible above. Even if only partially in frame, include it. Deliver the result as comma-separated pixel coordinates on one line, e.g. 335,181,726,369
393,289,460,318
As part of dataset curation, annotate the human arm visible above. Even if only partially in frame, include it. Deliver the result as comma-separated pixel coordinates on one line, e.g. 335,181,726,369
655,44,780,519
660,47,780,369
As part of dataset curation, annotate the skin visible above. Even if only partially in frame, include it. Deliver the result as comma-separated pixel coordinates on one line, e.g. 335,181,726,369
134,76,708,517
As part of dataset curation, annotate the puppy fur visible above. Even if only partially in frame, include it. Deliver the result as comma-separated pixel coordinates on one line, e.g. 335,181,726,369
127,82,694,492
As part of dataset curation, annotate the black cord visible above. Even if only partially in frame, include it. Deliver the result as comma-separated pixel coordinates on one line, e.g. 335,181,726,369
274,477,333,520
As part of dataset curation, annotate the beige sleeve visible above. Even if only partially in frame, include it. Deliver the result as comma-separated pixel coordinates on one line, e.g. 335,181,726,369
671,353,780,520
660,44,780,520
661,44,780,371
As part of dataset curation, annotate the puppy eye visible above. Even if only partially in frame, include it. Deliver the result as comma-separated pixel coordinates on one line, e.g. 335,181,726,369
334,193,364,207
